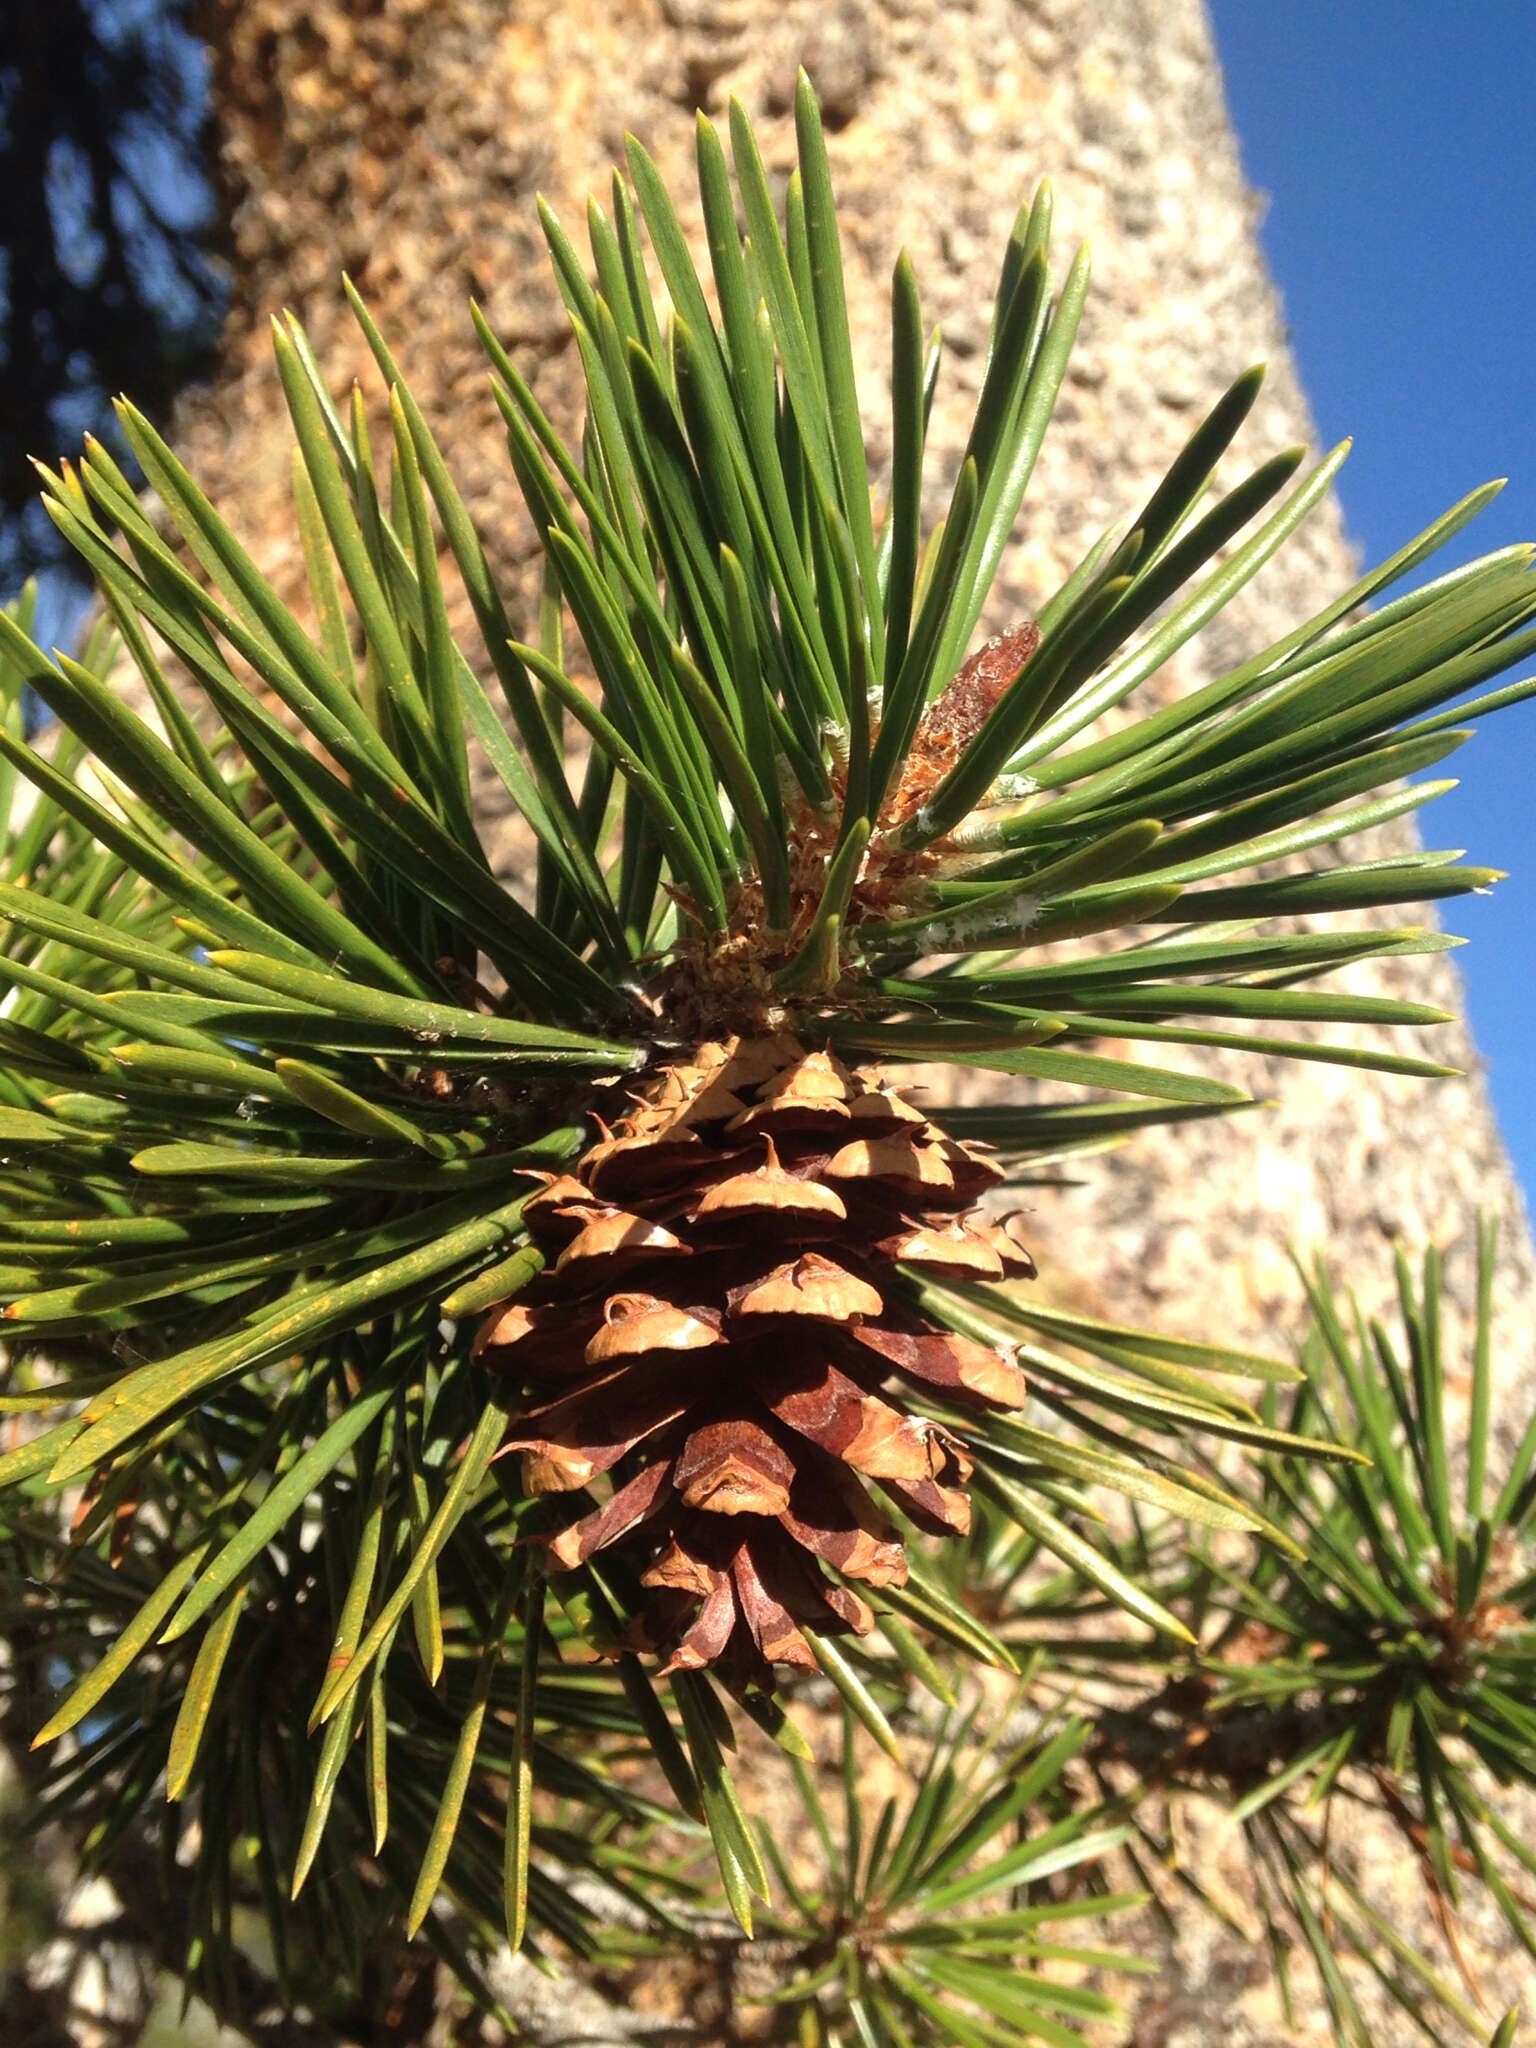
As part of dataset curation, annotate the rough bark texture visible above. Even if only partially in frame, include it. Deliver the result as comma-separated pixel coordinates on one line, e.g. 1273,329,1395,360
90,0,1536,2037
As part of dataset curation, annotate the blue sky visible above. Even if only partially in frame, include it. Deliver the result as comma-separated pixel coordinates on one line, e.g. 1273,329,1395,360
1208,2,1536,1204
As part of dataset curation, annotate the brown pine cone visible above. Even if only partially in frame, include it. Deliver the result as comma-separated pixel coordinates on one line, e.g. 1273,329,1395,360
475,1036,1033,1692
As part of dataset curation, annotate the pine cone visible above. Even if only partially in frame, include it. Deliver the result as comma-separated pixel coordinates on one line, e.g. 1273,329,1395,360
476,1036,1033,1692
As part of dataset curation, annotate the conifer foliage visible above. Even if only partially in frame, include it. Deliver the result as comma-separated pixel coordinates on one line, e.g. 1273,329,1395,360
1,71,1535,2045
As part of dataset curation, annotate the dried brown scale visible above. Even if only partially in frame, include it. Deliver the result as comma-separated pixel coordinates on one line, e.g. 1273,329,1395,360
480,1034,1034,1691
880,622,1042,832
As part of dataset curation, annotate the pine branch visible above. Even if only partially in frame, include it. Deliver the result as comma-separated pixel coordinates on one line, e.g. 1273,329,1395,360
0,73,1531,2031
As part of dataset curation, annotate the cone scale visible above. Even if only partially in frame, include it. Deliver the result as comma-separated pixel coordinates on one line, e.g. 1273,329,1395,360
477,1037,1033,1691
